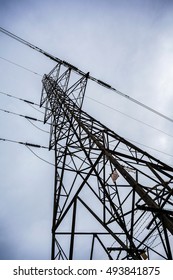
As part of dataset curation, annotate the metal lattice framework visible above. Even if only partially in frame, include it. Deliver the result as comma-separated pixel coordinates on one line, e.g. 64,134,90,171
41,63,173,260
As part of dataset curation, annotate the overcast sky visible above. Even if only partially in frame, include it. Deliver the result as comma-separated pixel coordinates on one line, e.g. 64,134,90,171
0,0,173,259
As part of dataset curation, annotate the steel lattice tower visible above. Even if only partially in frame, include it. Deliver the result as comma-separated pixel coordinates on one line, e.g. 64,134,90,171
41,62,173,260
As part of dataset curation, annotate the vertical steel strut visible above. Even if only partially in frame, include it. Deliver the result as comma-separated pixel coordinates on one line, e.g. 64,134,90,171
41,63,173,260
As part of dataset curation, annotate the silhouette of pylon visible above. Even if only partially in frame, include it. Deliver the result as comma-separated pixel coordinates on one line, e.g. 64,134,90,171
41,63,173,260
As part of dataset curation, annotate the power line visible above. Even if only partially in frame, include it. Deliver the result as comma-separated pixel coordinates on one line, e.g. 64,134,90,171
1,90,173,141
1,26,173,123
0,90,45,114
0,89,173,160
0,90,40,106
0,137,54,166
0,55,42,76
127,138,173,158
0,26,62,65
1,95,173,159
27,119,49,133
25,145,55,166
28,103,45,114
0,137,48,149
86,96,173,139
0,106,50,133
0,107,44,123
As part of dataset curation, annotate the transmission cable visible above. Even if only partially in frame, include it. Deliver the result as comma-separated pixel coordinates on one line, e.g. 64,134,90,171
151,233,172,250
0,90,40,106
0,90,46,114
0,137,48,149
86,96,173,139
127,138,173,158
1,26,173,123
0,55,42,76
0,107,44,124
1,98,173,159
0,107,50,134
1,90,173,141
28,103,45,114
0,137,54,166
26,119,49,133
25,145,55,166
0,91,45,116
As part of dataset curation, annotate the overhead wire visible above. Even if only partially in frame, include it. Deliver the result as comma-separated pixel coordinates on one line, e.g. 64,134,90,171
0,90,41,107
0,26,173,123
1,92,173,159
26,119,49,133
25,145,55,166
1,57,173,163
1,51,173,159
28,103,45,114
85,96,173,139
127,138,173,158
0,107,45,124
0,137,54,166
0,53,173,161
0,107,49,134
1,89,173,141
0,90,45,116
0,137,48,149
0,55,42,77
151,233,172,250
135,213,152,238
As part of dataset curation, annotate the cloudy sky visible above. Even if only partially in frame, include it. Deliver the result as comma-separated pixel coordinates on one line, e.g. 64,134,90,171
0,0,173,259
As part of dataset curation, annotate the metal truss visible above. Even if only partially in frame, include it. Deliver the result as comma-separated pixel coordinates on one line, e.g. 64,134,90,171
41,62,173,260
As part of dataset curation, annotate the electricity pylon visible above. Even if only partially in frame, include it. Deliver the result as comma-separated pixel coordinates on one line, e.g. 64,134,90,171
41,62,173,260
